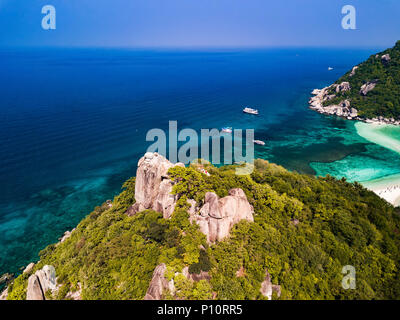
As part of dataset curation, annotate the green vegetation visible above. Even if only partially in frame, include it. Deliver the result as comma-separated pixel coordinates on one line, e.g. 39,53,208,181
7,160,400,300
323,40,400,119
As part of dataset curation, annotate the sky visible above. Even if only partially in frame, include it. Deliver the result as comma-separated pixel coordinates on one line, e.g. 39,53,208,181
0,0,399,48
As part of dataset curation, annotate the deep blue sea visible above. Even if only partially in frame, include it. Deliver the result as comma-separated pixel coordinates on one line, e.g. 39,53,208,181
1,47,400,277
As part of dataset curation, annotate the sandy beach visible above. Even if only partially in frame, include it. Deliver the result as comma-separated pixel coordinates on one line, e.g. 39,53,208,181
355,121,400,154
356,122,400,206
361,173,400,207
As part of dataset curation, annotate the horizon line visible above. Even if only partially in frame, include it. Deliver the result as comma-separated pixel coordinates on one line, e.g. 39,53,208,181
0,44,389,51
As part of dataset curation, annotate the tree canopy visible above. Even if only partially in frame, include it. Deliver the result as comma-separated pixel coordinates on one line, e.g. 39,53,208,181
7,159,400,300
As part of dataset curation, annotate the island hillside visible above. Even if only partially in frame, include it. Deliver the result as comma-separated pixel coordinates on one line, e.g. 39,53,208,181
3,153,400,300
310,40,400,123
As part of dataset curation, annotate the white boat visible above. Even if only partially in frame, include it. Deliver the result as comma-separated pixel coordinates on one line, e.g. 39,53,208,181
221,127,232,133
253,140,265,146
243,107,259,115
328,67,334,71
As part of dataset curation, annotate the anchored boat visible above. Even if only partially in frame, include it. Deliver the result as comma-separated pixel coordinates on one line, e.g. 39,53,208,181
243,107,259,115
253,140,266,146
221,127,233,133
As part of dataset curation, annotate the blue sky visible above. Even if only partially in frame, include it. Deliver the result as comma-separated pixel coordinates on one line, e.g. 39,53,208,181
0,0,399,48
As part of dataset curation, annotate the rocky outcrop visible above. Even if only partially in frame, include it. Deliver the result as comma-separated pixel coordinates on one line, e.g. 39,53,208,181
190,189,254,243
58,229,75,244
0,273,12,285
187,199,198,216
360,80,378,96
349,66,358,77
381,54,391,64
309,82,359,120
0,287,8,300
181,266,210,282
125,205,138,216
23,262,35,274
144,263,213,300
349,107,358,118
152,178,179,219
65,282,82,300
335,81,351,93
27,274,45,300
106,199,113,208
26,265,57,300
134,153,174,210
236,266,246,277
260,270,281,300
144,263,169,300
130,153,254,242
188,271,211,282
290,218,300,226
310,83,400,125
127,152,184,219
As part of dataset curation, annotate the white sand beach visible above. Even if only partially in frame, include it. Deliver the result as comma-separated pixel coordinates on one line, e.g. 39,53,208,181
356,122,400,206
355,121,400,154
361,173,400,207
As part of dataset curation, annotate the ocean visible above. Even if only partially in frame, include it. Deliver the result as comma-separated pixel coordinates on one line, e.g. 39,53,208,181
1,47,400,277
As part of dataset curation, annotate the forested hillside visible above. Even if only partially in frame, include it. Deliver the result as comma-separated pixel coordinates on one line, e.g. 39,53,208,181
324,40,400,119
6,159,400,300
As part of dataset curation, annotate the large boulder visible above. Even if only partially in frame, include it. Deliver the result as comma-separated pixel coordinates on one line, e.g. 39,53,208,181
26,265,57,300
381,54,391,64
129,152,184,219
323,94,336,102
58,229,75,245
23,263,35,274
335,82,351,93
65,282,82,300
191,188,254,243
341,100,351,109
350,108,358,118
360,80,378,96
26,275,45,300
135,152,174,209
349,66,358,77
130,153,254,242
188,271,211,282
0,273,12,285
260,269,281,300
0,287,8,300
152,179,177,219
144,263,169,300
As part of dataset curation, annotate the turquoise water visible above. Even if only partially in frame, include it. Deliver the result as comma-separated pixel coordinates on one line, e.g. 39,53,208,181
1,47,400,277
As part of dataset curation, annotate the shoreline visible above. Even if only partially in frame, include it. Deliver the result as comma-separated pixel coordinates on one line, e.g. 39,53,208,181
356,121,400,207
309,86,400,126
355,121,400,154
309,86,400,207
360,173,400,207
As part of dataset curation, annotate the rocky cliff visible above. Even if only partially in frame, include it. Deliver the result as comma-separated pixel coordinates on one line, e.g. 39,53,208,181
127,152,184,219
144,264,211,300
309,82,360,120
260,269,281,300
0,287,8,300
26,265,57,300
129,152,254,243
190,189,254,243
143,263,170,300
